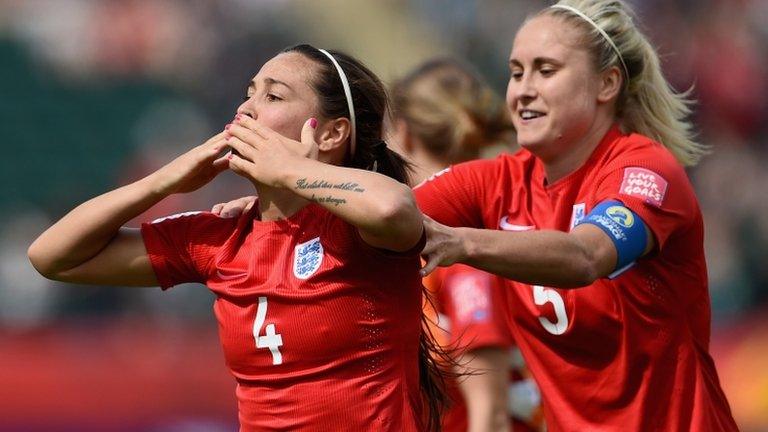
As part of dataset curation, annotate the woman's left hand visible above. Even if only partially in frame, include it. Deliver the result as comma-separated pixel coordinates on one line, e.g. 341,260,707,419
420,215,469,276
225,115,319,187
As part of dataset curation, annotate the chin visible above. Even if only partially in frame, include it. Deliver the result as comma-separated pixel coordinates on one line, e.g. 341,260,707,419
516,133,545,151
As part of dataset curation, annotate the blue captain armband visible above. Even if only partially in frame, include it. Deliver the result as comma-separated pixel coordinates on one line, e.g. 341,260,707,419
579,200,648,278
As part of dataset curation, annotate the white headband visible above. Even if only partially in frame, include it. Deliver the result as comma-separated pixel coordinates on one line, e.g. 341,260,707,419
550,4,629,81
317,49,357,157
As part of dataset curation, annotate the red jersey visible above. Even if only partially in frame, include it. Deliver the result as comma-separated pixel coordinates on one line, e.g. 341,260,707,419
141,203,426,432
426,265,513,351
414,125,738,431
424,265,543,432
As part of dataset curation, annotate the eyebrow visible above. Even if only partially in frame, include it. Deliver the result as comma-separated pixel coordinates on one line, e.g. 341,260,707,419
509,57,564,67
248,77,293,90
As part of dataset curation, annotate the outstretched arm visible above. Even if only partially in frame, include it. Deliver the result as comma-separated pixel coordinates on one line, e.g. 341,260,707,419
28,133,229,285
420,216,654,288
226,117,423,252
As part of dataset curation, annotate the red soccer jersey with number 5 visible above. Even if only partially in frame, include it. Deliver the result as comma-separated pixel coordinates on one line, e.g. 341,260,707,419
414,125,738,431
141,203,425,432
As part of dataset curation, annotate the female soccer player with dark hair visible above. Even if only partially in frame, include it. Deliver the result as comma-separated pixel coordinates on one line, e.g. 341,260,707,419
28,44,446,432
416,0,738,430
213,58,542,432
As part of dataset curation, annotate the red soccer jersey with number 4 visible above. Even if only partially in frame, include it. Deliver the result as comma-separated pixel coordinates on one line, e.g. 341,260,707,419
414,125,738,431
141,203,425,432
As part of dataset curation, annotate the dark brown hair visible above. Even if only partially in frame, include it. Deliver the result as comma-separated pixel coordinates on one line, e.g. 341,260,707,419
283,44,413,185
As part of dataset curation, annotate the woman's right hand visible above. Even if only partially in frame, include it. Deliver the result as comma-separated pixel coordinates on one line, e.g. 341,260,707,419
420,215,468,276
148,132,230,196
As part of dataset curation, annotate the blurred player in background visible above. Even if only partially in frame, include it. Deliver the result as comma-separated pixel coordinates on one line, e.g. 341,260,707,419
391,58,544,432
417,0,739,430
28,44,448,432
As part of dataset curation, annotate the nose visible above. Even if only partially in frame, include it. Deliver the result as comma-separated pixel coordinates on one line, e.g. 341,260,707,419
236,97,256,119
515,73,537,103
507,72,536,110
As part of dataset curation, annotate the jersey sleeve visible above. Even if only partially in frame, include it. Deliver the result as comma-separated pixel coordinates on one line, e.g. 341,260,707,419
317,203,427,260
140,211,235,289
439,265,513,351
413,158,498,228
593,146,697,251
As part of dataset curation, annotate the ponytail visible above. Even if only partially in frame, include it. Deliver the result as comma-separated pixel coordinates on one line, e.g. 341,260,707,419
419,322,448,432
545,0,708,166
621,35,705,166
364,140,414,185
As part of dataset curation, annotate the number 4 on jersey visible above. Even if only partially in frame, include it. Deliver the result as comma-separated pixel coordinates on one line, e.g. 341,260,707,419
253,297,283,365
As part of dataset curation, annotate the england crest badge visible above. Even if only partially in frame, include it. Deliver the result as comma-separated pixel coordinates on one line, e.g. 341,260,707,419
293,237,324,279
569,203,586,230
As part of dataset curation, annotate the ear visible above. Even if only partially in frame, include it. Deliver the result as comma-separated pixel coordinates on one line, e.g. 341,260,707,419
316,117,352,153
597,65,623,104
393,118,413,154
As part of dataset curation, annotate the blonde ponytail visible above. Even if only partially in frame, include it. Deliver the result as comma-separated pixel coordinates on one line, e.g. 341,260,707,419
545,0,708,166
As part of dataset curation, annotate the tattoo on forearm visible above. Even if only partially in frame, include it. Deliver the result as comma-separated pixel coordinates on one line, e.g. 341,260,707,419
310,193,347,207
296,178,365,193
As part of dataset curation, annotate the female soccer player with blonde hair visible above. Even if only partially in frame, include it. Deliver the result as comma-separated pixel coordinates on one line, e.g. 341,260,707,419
416,0,738,430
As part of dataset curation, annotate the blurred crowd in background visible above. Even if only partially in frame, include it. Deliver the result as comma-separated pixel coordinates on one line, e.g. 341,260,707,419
0,0,766,430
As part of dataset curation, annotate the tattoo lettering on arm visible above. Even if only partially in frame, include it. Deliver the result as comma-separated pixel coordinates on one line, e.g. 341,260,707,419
295,178,366,193
310,194,347,207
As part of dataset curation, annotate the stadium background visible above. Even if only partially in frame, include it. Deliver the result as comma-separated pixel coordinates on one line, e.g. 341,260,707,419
0,0,766,430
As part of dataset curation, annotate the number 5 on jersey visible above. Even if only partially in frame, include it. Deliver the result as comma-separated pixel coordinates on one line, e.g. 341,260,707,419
533,285,569,335
253,297,284,365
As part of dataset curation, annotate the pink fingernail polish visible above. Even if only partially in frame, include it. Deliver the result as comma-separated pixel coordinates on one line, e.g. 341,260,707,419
235,114,243,121
309,118,317,128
